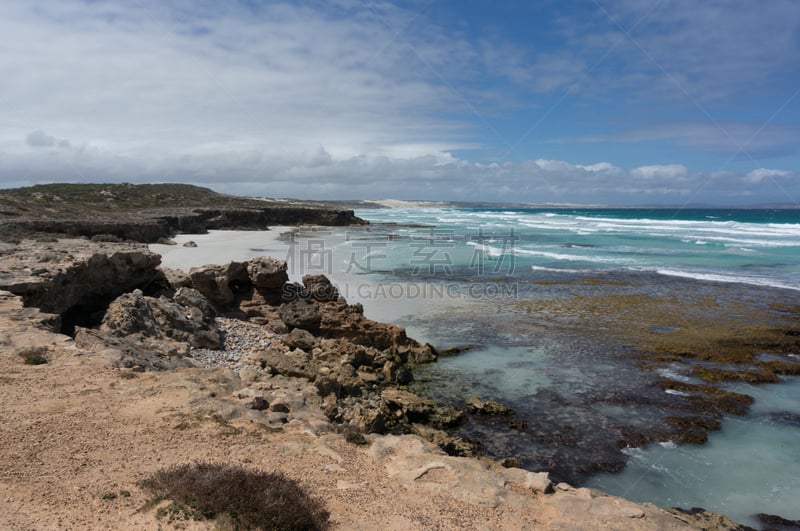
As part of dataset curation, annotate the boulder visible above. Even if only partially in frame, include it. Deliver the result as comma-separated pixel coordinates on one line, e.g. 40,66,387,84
410,424,480,457
343,404,387,433
189,261,250,309
283,328,318,351
100,288,220,354
247,257,288,291
382,388,435,423
428,405,466,428
279,299,321,331
302,274,339,302
466,395,515,416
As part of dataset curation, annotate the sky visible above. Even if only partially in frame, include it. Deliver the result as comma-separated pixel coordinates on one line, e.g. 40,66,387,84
1,0,800,206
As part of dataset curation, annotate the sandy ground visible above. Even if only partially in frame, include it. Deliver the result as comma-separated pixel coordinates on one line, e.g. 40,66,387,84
0,292,712,530
0,340,537,530
150,228,295,272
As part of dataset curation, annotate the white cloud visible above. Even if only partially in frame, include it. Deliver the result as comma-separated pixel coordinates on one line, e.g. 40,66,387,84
745,168,791,184
577,162,621,173
630,164,687,181
2,142,797,205
0,0,477,164
1,1,798,207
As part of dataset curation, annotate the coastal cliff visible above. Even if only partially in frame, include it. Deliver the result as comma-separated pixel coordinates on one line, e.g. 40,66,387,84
0,233,752,530
0,183,366,243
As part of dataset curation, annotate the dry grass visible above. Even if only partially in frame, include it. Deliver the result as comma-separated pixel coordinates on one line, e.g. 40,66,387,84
141,462,330,530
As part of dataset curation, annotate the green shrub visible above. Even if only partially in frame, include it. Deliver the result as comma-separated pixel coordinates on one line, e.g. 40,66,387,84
141,462,329,530
345,431,368,446
19,346,48,365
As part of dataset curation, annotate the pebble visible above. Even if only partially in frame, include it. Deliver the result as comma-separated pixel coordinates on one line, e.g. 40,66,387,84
190,317,273,373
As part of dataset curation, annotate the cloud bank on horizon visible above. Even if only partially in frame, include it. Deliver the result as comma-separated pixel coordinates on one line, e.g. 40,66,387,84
1,0,799,205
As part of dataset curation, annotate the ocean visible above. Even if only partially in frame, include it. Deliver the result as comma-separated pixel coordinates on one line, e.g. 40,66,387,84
338,207,800,527
156,206,800,527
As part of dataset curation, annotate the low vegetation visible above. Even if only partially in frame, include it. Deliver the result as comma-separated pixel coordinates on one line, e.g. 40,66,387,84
140,462,330,530
18,346,49,365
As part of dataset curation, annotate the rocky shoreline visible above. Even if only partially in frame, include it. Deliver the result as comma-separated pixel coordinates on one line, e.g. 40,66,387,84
0,230,765,529
0,183,366,244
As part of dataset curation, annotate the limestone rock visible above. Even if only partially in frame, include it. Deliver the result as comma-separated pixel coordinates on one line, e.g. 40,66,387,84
189,262,250,309
302,274,339,302
466,395,515,416
381,388,435,423
247,256,288,290
100,288,220,358
410,424,480,457
283,328,318,351
0,239,162,315
161,267,192,289
500,467,553,494
279,299,322,331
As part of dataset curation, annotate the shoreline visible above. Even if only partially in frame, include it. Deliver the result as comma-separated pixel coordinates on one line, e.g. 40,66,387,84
148,227,800,527
0,233,754,530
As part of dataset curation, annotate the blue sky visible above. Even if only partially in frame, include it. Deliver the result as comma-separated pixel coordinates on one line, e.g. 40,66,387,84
1,0,799,205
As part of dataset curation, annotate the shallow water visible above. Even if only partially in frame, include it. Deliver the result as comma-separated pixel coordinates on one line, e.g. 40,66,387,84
585,378,800,528
153,207,800,527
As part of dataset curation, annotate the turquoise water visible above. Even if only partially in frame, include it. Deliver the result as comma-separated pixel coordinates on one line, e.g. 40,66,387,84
336,207,800,527
350,207,800,290
206,207,800,526
585,378,800,529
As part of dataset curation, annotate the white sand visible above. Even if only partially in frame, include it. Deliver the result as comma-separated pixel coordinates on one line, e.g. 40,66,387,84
149,228,294,271
149,227,466,343
363,199,449,209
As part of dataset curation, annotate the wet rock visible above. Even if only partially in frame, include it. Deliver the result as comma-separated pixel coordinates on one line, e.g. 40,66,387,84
428,405,466,429
182,240,197,247
466,395,515,416
395,367,414,385
756,512,800,530
763,411,800,428
692,365,779,384
500,457,521,468
437,345,481,357
669,507,751,530
382,388,435,423
410,424,481,457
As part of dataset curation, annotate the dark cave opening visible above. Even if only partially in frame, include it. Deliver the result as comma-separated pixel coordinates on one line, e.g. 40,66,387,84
60,300,111,337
